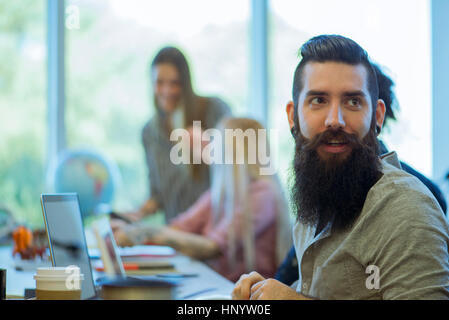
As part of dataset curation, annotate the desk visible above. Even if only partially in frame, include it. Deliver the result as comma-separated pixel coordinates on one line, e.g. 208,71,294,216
0,246,235,299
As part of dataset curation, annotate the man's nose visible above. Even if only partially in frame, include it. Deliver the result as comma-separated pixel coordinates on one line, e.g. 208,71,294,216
325,104,345,130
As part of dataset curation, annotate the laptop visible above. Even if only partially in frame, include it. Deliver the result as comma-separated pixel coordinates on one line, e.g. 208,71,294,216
41,193,180,300
40,193,97,299
92,217,126,277
92,217,180,276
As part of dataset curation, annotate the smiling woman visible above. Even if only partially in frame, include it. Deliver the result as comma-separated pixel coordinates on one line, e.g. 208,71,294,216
152,63,183,114
66,0,249,215
65,0,249,215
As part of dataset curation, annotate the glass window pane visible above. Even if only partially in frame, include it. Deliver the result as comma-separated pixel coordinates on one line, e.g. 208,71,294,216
0,1,47,227
66,0,249,212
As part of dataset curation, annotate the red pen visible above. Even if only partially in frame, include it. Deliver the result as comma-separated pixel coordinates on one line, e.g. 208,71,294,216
95,263,152,272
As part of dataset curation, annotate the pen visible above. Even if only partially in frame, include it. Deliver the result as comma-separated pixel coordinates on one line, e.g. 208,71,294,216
95,263,169,272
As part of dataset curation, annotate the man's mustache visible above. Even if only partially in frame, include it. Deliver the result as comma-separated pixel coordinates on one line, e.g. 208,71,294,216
296,128,367,152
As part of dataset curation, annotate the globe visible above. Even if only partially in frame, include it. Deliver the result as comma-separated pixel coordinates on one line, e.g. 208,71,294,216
54,149,120,218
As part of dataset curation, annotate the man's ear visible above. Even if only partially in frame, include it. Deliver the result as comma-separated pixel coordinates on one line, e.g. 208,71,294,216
286,101,296,131
375,99,386,133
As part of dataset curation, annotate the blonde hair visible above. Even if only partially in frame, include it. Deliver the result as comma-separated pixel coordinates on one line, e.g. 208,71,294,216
210,117,292,273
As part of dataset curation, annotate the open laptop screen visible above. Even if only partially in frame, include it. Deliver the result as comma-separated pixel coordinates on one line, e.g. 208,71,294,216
41,194,96,299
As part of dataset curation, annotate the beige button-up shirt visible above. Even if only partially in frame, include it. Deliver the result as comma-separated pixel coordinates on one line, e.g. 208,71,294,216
292,152,449,299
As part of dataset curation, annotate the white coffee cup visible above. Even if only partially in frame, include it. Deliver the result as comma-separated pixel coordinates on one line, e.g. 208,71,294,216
34,266,84,300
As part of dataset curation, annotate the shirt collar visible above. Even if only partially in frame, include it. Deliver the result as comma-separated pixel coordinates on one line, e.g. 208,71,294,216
380,151,402,170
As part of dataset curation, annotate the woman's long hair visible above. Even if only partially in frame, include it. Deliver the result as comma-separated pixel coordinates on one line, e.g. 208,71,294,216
210,117,292,273
150,46,208,179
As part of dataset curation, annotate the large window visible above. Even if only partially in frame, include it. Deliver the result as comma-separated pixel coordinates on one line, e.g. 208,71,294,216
269,0,432,189
65,0,249,212
1,0,441,227
0,1,47,227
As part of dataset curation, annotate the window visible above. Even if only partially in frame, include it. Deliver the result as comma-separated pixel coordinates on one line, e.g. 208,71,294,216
269,0,432,189
0,1,47,227
65,0,249,211
1,0,437,227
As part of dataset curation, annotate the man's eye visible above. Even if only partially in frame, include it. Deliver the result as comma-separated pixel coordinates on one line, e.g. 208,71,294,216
347,98,361,107
311,97,326,104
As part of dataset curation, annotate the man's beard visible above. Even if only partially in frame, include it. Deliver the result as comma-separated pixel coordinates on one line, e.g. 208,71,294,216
290,123,382,232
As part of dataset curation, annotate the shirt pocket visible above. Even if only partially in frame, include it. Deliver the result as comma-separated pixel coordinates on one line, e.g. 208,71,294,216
309,263,353,299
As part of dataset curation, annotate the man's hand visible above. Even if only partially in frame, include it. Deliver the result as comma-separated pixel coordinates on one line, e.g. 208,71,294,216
249,278,304,300
232,271,308,300
232,271,266,300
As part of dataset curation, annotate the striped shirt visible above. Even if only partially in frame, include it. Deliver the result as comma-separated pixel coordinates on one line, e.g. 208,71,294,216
142,97,231,222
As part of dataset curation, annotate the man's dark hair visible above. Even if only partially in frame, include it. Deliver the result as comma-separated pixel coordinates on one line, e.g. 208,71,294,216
372,63,399,128
292,35,379,129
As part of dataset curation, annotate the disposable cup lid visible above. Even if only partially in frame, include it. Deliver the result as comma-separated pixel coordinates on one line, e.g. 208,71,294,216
34,274,84,281
34,267,84,280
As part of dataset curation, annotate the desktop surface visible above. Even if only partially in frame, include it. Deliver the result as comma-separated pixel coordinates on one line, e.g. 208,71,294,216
0,246,234,300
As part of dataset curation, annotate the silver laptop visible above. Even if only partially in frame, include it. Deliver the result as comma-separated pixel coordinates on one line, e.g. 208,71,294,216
40,193,97,299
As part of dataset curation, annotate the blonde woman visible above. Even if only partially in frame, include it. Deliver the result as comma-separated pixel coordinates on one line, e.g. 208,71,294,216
115,117,292,282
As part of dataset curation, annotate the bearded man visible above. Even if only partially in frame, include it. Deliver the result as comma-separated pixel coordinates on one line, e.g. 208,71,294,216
232,35,449,300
